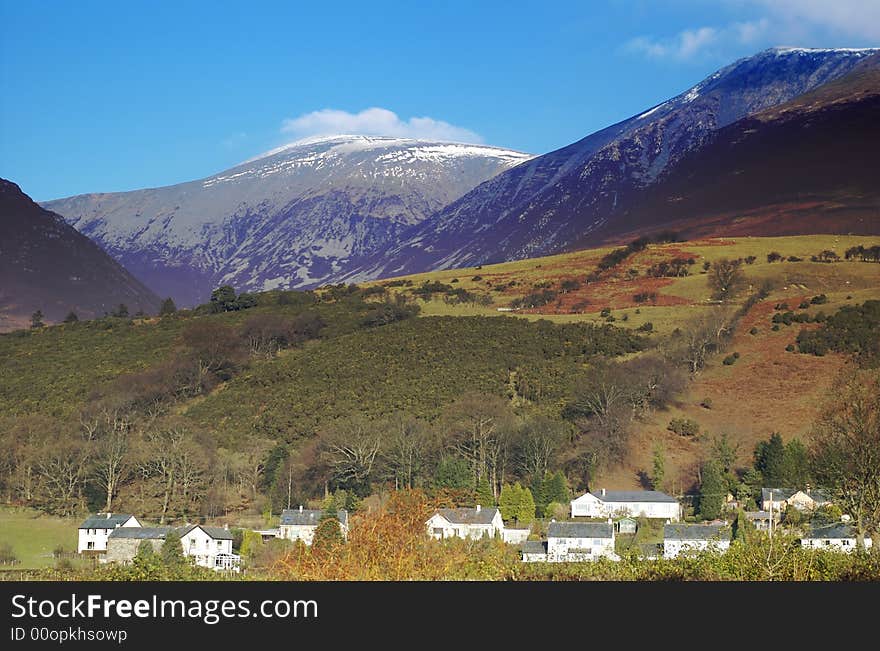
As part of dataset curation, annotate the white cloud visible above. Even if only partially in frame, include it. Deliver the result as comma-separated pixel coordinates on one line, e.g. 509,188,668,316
625,20,772,60
746,0,880,41
280,107,483,143
626,0,880,62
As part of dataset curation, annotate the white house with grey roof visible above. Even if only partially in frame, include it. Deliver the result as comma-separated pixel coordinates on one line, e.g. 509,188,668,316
279,506,349,545
104,524,240,571
78,513,142,554
521,540,549,562
663,523,731,559
800,523,872,553
546,521,617,562
177,524,240,571
426,505,504,540
571,489,681,521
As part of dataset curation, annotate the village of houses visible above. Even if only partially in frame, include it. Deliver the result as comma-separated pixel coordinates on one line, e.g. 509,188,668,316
75,485,871,573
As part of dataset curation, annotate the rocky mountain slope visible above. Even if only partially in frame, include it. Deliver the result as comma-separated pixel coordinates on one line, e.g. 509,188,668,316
43,136,532,306
338,47,878,282
0,179,160,330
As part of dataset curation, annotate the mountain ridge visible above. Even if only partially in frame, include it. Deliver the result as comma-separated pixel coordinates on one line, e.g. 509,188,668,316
333,47,879,284
43,136,533,306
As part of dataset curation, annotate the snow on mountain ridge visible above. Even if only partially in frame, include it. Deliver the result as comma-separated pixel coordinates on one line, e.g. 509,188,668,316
44,135,533,306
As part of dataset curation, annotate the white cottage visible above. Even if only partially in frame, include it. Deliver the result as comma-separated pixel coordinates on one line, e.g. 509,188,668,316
426,506,504,540
520,540,548,563
78,513,142,554
663,523,731,559
571,489,681,521
177,524,240,571
546,521,617,562
278,507,349,545
801,523,873,553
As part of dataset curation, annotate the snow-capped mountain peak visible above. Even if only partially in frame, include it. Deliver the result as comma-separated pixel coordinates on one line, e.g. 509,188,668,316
42,135,533,306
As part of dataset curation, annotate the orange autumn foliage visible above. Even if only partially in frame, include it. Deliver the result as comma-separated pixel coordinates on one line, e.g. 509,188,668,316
271,490,517,580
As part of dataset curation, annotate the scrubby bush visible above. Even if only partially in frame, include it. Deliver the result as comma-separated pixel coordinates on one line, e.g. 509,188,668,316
668,417,700,437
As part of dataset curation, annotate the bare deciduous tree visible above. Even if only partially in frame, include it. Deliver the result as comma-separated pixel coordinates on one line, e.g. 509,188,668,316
811,369,880,548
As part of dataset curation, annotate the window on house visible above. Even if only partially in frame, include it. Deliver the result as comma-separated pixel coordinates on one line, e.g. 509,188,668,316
217,541,222,549
189,539,196,549
87,542,94,550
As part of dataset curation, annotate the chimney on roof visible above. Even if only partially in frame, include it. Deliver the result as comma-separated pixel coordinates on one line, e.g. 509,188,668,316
476,504,481,513
601,488,606,497
224,523,229,530
106,513,111,519
299,505,303,513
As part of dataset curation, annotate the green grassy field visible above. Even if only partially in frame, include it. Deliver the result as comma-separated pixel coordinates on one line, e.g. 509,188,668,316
0,506,78,569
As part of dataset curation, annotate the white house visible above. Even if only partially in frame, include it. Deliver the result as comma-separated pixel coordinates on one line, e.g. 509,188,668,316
800,523,873,553
663,523,731,559
546,521,617,562
426,505,504,540
761,488,832,513
520,540,548,563
279,506,349,545
177,524,240,571
571,489,681,521
78,513,142,554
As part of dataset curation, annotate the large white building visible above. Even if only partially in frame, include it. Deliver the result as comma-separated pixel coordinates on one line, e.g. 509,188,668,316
77,513,142,554
426,506,504,540
663,523,731,559
571,489,681,521
546,521,617,562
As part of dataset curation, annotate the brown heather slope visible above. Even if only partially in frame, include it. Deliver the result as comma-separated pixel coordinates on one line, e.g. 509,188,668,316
359,235,880,493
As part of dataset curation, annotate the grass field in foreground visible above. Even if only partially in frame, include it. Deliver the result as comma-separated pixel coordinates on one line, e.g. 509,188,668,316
0,506,78,569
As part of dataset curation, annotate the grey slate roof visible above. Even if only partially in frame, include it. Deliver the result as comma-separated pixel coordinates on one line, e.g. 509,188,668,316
280,508,348,528
761,488,831,504
435,507,499,526
548,521,614,539
591,490,678,503
521,541,548,555
803,523,858,540
664,523,731,541
761,488,797,502
174,524,234,540
108,527,172,540
79,513,136,529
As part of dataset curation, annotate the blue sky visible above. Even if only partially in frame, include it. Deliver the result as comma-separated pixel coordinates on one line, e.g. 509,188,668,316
1,0,878,200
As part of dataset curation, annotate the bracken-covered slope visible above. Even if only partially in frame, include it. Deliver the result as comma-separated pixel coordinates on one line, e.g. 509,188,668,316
0,179,161,330
338,47,878,282
43,136,532,306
